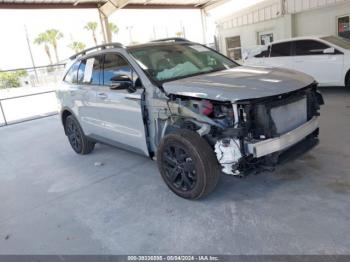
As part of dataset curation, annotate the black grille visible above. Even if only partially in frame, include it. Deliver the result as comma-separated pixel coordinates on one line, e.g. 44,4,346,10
244,84,319,139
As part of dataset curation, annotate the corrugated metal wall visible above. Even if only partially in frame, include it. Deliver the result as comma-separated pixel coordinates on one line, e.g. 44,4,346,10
220,0,281,30
286,0,350,14
219,0,350,30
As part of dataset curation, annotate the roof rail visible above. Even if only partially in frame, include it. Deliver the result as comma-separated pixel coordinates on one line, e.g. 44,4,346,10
70,42,124,60
150,37,190,43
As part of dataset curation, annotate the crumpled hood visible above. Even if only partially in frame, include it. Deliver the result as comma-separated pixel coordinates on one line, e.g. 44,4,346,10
162,66,315,102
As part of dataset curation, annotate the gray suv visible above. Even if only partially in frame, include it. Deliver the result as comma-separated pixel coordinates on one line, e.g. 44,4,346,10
56,38,324,199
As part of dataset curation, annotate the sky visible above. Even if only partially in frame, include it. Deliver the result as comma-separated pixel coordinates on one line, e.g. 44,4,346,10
0,8,204,70
0,0,263,70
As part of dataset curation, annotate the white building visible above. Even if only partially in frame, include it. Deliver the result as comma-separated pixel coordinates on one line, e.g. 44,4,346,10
215,0,350,59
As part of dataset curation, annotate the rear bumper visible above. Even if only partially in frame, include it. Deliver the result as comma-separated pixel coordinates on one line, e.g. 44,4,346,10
246,116,319,158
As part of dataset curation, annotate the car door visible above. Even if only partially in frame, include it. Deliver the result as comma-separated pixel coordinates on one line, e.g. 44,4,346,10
74,55,103,136
265,41,294,70
293,40,344,85
62,58,100,136
93,52,149,156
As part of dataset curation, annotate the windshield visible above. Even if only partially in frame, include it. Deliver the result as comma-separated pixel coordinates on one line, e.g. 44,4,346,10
128,43,237,82
321,36,350,50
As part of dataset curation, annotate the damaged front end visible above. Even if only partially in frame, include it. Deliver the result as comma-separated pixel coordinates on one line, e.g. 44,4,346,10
154,83,324,176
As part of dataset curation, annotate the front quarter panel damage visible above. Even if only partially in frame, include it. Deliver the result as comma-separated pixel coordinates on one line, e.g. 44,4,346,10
151,95,246,175
151,83,323,176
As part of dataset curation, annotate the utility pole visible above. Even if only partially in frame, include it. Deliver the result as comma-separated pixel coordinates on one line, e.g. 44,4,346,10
24,25,39,84
180,21,186,38
98,7,109,44
126,26,133,44
200,8,207,44
153,25,157,40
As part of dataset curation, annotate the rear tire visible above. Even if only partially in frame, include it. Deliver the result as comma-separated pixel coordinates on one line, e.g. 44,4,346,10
65,115,95,155
156,129,220,199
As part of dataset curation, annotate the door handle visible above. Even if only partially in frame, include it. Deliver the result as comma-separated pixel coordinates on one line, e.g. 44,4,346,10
125,95,141,101
97,93,108,100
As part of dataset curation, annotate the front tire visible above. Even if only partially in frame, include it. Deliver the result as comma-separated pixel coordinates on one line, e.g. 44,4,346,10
156,129,220,199
345,71,350,89
65,115,95,154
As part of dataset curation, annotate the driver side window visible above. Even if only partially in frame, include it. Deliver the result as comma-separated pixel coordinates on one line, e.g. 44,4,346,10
103,53,132,86
64,62,80,84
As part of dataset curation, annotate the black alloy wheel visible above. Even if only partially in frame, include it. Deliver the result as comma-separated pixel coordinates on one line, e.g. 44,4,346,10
157,129,220,199
66,117,83,153
162,144,197,192
64,115,95,154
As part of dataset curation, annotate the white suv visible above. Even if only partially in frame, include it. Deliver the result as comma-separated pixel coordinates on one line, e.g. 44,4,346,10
245,36,350,87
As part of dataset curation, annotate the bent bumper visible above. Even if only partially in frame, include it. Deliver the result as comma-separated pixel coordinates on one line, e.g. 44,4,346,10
247,116,319,158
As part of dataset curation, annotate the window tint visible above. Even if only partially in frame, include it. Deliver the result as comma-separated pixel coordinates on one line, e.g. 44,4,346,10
91,57,103,84
338,16,350,39
270,42,292,57
77,60,86,83
77,56,103,85
64,62,80,84
103,53,132,85
295,40,330,56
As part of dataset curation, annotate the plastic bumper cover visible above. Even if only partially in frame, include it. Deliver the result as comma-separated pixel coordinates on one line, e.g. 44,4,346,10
247,116,319,158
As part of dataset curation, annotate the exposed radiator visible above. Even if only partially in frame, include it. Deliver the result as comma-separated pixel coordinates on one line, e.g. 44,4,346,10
270,97,307,135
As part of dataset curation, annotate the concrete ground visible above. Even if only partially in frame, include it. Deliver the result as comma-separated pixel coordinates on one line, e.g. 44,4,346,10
0,87,349,255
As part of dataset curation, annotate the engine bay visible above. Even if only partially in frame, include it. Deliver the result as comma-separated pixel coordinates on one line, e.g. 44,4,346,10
161,84,323,176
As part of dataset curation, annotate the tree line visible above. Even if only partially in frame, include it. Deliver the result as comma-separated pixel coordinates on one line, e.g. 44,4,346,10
0,21,119,89
34,21,119,65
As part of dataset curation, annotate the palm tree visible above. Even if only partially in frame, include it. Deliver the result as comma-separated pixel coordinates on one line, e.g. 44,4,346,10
34,33,53,65
108,22,119,41
84,22,98,46
175,31,184,37
46,29,63,63
69,41,86,54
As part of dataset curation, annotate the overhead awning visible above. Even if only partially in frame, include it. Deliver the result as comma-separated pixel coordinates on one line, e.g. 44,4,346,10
0,0,228,11
0,0,229,44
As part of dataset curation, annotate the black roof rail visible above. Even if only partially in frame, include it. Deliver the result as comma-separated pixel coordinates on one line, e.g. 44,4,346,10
150,37,190,43
70,42,124,60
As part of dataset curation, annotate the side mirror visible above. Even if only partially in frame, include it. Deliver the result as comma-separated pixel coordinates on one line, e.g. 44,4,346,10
323,47,335,54
109,75,136,93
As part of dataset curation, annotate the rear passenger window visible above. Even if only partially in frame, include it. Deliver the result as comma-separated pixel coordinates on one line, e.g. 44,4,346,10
77,56,103,85
103,53,132,86
270,42,292,57
64,62,80,84
295,40,330,56
77,60,86,83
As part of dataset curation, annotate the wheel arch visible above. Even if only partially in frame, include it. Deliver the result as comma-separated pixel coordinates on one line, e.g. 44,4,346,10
160,118,203,142
345,68,350,87
60,107,75,134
